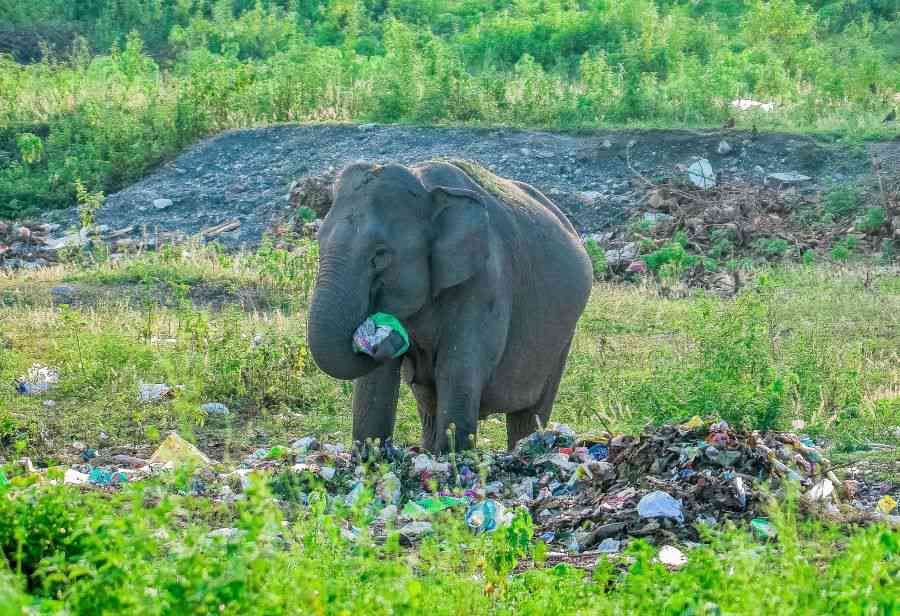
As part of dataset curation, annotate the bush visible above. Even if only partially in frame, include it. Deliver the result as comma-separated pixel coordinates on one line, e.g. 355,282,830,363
624,285,788,430
584,239,608,279
857,207,886,234
0,0,897,217
824,186,861,218
753,237,792,258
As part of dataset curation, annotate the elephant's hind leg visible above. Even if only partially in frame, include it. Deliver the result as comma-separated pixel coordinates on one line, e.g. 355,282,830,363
505,336,574,450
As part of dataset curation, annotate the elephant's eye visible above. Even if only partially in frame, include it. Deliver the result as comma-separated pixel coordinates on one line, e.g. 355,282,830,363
372,248,391,271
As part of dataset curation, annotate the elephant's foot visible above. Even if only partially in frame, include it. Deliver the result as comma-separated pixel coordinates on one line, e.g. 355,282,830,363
506,407,551,450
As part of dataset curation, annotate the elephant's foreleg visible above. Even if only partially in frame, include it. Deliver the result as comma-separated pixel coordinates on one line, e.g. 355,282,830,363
433,368,483,453
410,383,438,450
352,358,401,446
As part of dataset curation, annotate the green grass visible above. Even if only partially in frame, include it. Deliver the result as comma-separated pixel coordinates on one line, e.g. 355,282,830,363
1,248,898,612
1,0,898,217
2,243,898,456
0,479,897,614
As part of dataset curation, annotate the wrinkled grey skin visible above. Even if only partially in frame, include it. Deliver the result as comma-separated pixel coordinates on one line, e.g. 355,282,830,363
307,161,592,452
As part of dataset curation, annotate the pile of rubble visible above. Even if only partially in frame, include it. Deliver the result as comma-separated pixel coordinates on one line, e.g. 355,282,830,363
271,171,335,242
613,174,896,270
0,219,245,270
4,417,897,559
0,221,72,269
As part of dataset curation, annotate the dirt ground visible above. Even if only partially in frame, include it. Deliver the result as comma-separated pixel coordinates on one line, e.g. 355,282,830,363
41,124,897,247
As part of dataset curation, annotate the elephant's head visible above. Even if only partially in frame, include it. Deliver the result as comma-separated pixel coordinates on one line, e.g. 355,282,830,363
306,162,489,380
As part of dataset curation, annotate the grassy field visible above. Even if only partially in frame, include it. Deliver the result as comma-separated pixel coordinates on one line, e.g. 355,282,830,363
0,244,898,612
1,0,899,217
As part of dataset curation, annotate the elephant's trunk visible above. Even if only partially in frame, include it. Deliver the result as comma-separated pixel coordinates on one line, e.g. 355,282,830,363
306,260,378,381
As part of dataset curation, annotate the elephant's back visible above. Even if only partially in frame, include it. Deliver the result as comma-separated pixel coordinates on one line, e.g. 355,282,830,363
414,159,591,295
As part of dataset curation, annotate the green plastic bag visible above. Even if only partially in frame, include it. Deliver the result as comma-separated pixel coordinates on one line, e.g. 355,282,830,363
352,312,410,359
402,496,468,517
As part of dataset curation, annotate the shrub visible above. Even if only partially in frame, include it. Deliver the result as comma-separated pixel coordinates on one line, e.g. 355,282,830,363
857,207,886,234
753,237,792,258
824,187,861,218
584,239,608,279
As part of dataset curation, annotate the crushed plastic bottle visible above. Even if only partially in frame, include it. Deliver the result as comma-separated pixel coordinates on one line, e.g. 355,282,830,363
466,500,504,533
638,490,684,523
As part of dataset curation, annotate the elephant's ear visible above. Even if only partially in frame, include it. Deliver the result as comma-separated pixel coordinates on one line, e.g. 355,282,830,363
429,187,490,298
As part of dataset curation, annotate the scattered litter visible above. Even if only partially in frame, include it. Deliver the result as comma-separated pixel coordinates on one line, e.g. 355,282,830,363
597,538,621,553
658,545,688,569
805,479,835,503
588,443,609,461
14,364,59,395
149,432,211,467
201,402,229,415
404,496,468,517
207,527,245,540
466,500,510,534
730,99,775,112
750,518,777,540
398,521,433,541
766,172,811,185
201,219,241,238
877,495,897,515
4,417,895,556
638,491,685,524
352,313,410,359
138,382,174,403
687,159,716,189
89,467,127,487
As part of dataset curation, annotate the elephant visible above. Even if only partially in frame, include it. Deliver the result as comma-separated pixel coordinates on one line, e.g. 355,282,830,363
306,159,592,453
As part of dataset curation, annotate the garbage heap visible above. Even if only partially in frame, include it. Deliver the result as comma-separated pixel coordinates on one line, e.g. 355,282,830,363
5,419,897,555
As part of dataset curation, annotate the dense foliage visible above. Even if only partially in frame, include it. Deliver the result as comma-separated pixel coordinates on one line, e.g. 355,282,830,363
0,479,896,614
0,0,897,217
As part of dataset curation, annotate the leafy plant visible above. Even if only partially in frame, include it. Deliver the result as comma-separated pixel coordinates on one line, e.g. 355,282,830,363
15,132,43,164
856,207,886,234
584,239,608,279
753,237,791,259
823,187,861,218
